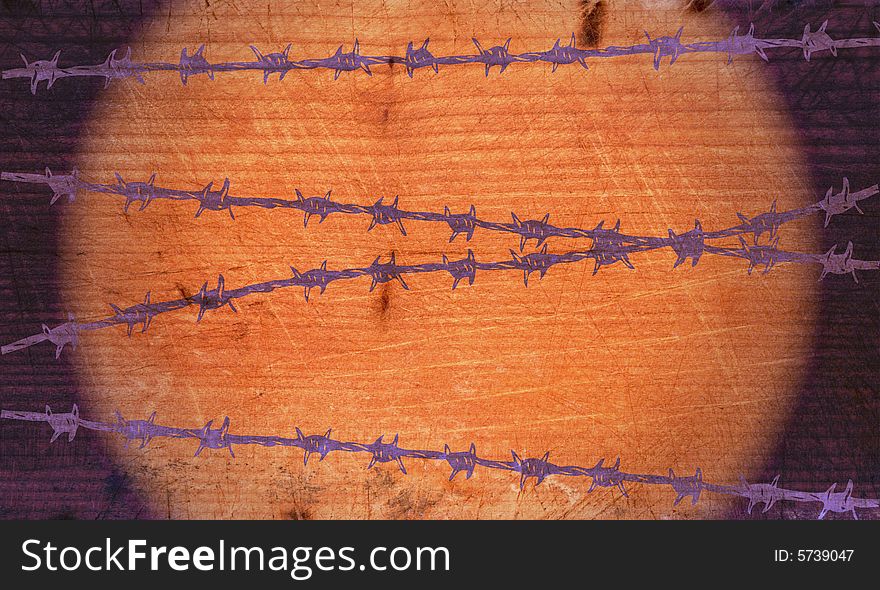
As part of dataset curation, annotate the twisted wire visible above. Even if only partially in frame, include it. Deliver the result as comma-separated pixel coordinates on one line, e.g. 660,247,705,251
4,169,869,247
2,21,877,94
0,405,874,519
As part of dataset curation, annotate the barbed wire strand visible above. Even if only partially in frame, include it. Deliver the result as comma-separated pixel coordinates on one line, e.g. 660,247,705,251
0,405,874,519
1,21,876,94
3,171,874,247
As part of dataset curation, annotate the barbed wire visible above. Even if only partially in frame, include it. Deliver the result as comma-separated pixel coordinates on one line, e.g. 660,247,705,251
1,173,876,357
3,17,877,522
2,21,879,94
0,405,874,519
1,169,876,249
2,233,877,358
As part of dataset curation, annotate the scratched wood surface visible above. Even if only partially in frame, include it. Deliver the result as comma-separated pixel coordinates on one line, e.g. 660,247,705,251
1,0,879,520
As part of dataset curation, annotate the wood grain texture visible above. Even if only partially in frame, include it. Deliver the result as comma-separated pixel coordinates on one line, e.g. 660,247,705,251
1,0,878,520
61,0,816,519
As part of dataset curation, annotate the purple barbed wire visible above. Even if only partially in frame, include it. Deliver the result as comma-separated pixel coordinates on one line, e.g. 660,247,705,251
2,230,878,358
0,405,874,519
2,21,879,94
2,170,877,249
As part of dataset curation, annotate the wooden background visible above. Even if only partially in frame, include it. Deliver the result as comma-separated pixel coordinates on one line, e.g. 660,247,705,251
0,0,878,519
